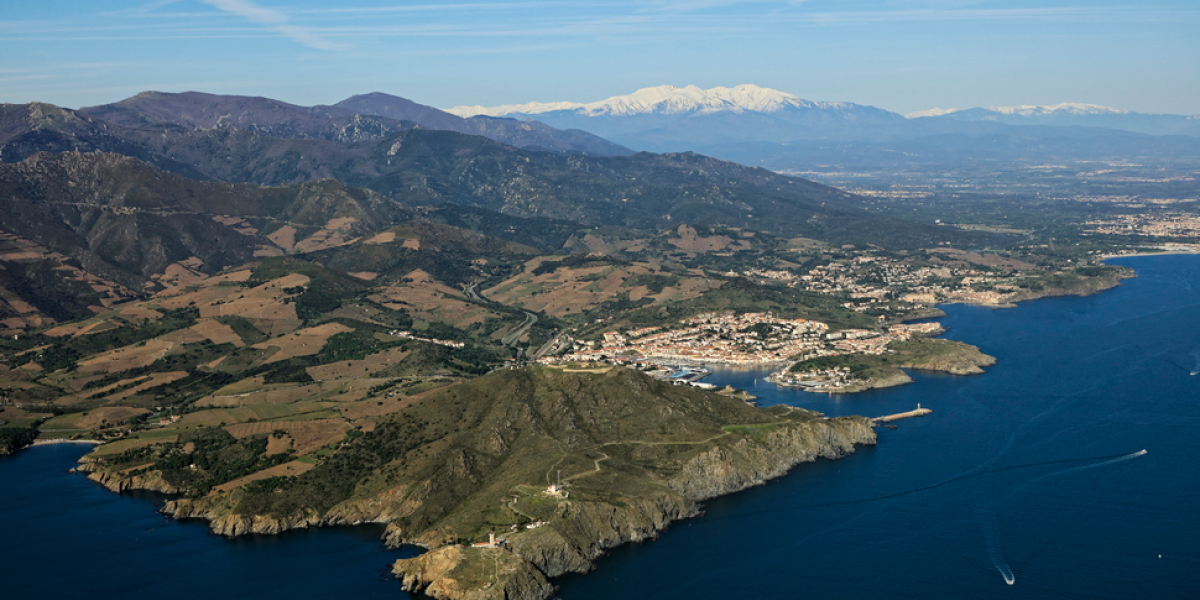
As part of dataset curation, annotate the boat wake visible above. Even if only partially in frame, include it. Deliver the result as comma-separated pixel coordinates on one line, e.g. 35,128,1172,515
983,507,1016,585
706,450,1149,520
984,449,1148,586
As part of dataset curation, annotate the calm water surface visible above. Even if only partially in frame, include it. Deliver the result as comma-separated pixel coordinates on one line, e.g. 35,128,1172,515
4,255,1200,599
0,444,419,598
558,254,1200,599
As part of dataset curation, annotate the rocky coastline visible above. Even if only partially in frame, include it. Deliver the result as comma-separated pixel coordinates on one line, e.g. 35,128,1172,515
83,411,875,600
392,415,875,600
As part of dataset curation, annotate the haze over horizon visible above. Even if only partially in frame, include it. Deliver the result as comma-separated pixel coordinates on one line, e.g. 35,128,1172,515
3,0,1199,116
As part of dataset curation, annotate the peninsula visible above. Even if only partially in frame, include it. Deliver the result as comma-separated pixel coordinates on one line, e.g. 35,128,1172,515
80,366,875,600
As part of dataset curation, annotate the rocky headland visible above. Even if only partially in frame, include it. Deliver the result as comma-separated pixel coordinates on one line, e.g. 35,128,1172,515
82,367,875,600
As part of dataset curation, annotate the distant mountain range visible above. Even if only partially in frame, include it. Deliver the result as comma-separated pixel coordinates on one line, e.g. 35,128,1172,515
452,84,868,117
450,84,906,149
74,91,631,156
447,84,1200,173
2,90,997,309
907,103,1200,137
451,84,1200,150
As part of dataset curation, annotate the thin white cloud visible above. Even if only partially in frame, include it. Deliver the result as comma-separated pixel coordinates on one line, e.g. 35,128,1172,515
0,74,53,83
104,0,186,17
197,0,343,50
295,2,585,16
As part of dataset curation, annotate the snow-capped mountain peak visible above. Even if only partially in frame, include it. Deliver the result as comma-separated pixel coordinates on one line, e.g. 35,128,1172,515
905,107,958,119
907,103,1131,119
448,84,836,118
983,103,1130,116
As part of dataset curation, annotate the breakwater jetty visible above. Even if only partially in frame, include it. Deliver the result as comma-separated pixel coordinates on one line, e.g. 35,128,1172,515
871,405,932,424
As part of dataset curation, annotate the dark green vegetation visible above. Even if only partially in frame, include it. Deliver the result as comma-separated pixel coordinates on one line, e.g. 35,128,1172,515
72,364,874,599
0,151,409,287
4,97,994,257
790,338,996,383
309,222,538,287
0,426,38,454
78,91,629,156
577,277,877,335
113,428,292,496
0,259,103,322
117,367,844,540
0,88,1170,600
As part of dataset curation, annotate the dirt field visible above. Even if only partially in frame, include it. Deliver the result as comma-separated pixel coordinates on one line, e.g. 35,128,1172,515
44,314,122,337
268,218,360,254
484,261,709,318
57,371,190,404
87,431,180,457
212,215,260,236
668,224,753,253
104,372,190,402
306,347,411,381
196,275,307,320
208,269,254,284
267,225,298,251
1,314,55,335
155,281,241,305
161,319,245,347
78,339,175,374
118,306,164,321
252,322,354,363
370,269,496,328
213,460,315,493
930,248,1036,269
198,382,328,407
292,229,358,253
339,394,416,420
41,406,150,430
155,274,306,325
363,231,396,245
173,402,337,427
223,419,350,455
155,259,207,288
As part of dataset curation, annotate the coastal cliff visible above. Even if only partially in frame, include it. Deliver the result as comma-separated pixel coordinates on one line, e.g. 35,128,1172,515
84,367,875,600
394,413,874,600
393,546,554,600
77,461,182,495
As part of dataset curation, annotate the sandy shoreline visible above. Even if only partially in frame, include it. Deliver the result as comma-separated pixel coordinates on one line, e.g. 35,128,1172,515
31,438,102,446
1099,248,1200,261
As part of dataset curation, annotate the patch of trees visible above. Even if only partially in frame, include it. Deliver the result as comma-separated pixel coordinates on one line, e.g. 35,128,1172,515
622,273,681,294
0,427,38,454
118,428,292,497
530,254,629,277
0,259,103,322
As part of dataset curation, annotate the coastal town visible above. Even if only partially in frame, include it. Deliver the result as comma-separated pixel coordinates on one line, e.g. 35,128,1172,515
1084,213,1200,239
539,311,943,391
738,252,1035,312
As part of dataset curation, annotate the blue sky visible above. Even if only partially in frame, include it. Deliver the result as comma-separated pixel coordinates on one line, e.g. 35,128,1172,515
2,0,1198,114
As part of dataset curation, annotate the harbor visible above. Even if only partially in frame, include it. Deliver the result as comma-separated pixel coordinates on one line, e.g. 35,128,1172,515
871,405,932,424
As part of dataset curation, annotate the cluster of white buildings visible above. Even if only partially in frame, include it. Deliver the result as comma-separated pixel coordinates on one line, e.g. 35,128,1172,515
388,330,465,349
779,255,1024,309
544,312,829,366
540,313,945,369
1085,213,1200,238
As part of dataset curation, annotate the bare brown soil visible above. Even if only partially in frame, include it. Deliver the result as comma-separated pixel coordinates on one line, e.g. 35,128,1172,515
253,322,354,363
224,419,350,455
213,460,314,493
306,347,411,381
78,339,175,373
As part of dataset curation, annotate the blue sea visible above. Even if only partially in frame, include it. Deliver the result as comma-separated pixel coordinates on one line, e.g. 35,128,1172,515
4,255,1200,599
